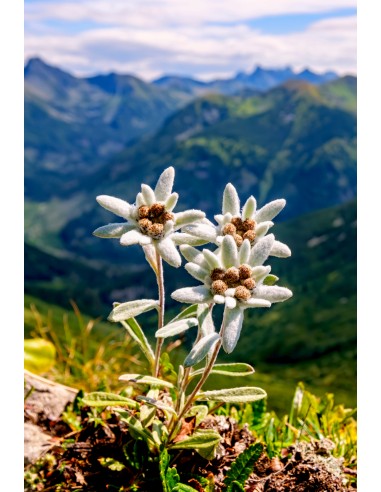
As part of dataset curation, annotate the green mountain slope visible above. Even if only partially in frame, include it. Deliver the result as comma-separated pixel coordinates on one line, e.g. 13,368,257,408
25,58,183,200
54,78,355,263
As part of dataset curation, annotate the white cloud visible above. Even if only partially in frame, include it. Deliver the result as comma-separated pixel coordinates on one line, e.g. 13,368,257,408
24,1,357,79
25,0,356,26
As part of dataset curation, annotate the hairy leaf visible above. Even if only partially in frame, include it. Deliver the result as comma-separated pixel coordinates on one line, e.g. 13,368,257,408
170,429,221,459
196,387,267,403
119,373,174,388
263,274,279,286
169,304,199,323
108,299,158,322
120,318,155,365
155,318,198,338
184,333,220,368
191,363,254,379
82,392,139,409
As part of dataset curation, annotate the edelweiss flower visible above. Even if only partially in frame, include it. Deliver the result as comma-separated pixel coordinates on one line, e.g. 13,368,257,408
183,183,291,258
93,167,205,267
171,235,293,353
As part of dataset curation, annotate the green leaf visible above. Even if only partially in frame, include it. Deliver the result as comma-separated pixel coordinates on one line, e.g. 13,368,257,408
160,449,180,492
169,304,198,324
108,299,158,322
185,405,208,426
228,481,245,492
263,274,279,286
81,392,139,409
119,373,174,388
170,429,221,459
120,318,155,365
196,387,267,403
116,410,157,448
24,338,56,374
155,318,198,338
172,484,199,492
191,363,254,379
184,333,220,368
224,443,263,490
137,396,177,417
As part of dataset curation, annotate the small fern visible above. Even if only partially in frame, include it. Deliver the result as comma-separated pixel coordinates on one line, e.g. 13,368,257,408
224,443,263,491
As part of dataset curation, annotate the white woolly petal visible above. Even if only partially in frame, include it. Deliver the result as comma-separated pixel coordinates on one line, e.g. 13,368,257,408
225,288,236,297
200,217,216,227
185,263,210,283
222,307,244,354
96,195,133,220
165,192,179,211
270,240,292,258
174,209,205,229
222,183,240,216
136,192,145,208
93,223,134,238
156,237,182,267
249,234,275,266
183,224,218,243
242,196,257,220
242,298,271,308
172,286,213,304
255,221,274,238
141,184,156,205
214,294,226,304
154,166,175,201
120,230,151,246
214,213,232,226
255,199,286,223
239,239,251,264
225,296,237,309
221,235,238,268
202,249,222,269
253,285,293,303
164,220,175,235
172,233,209,246
252,266,271,283
180,245,207,265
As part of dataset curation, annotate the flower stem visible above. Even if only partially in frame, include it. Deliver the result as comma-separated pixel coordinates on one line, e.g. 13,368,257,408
154,251,165,377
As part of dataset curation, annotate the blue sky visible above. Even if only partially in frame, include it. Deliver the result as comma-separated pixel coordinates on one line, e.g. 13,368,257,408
24,0,356,80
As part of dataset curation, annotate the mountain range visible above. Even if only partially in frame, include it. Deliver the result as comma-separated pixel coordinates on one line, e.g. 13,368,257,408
24,59,356,409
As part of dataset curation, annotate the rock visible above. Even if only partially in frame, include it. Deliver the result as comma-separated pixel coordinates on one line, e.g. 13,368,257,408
24,370,78,464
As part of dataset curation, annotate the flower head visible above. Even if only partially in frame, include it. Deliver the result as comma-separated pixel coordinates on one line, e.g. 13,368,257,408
183,183,291,258
171,234,293,353
93,167,206,267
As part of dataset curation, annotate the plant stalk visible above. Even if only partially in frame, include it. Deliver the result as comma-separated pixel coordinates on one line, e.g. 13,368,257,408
154,251,165,377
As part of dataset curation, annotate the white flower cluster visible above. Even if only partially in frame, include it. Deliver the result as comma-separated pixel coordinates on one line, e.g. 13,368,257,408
93,168,292,355
93,167,205,267
171,183,293,353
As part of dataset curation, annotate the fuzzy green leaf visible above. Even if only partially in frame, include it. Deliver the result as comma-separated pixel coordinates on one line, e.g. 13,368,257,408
119,373,174,388
82,392,139,409
155,318,198,338
224,443,263,490
191,363,254,379
169,304,198,323
196,387,267,403
108,299,158,322
170,429,221,459
184,333,220,368
120,318,155,365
